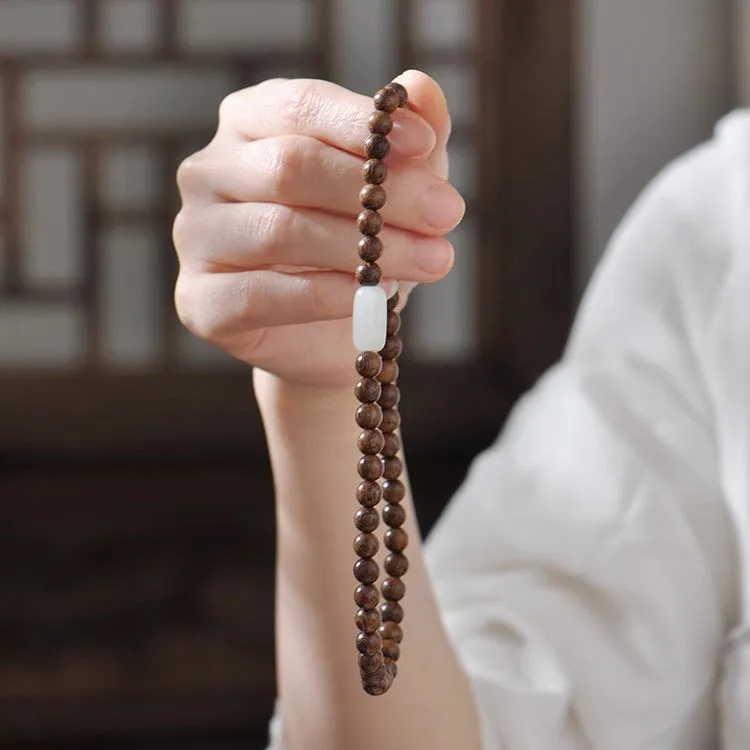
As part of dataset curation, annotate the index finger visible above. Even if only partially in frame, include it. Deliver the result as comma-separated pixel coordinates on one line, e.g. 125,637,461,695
218,77,438,161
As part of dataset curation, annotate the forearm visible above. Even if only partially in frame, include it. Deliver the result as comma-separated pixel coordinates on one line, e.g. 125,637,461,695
254,368,481,750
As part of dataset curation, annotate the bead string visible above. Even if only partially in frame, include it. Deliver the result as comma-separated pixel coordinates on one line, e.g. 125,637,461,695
352,82,409,696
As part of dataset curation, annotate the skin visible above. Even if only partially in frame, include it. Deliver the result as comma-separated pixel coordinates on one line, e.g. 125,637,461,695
173,70,482,750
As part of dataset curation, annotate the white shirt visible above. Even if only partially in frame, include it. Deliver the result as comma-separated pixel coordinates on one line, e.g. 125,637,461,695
268,110,750,749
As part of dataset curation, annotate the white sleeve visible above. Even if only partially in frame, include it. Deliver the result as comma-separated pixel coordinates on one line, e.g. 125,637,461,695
425,141,737,750
266,140,738,750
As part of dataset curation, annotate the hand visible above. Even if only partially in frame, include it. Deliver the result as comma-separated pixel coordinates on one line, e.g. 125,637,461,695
173,70,465,389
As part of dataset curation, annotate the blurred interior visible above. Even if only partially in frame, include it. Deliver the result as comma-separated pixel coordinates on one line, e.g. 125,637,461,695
0,0,746,747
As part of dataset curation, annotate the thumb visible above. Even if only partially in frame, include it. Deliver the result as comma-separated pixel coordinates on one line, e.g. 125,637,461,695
391,69,451,179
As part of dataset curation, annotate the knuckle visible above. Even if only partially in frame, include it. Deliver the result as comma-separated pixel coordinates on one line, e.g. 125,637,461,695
258,202,299,250
281,79,322,131
174,273,203,338
268,137,307,201
217,90,240,128
175,151,205,197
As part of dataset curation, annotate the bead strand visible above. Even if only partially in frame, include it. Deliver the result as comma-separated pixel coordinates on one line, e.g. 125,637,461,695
352,81,409,696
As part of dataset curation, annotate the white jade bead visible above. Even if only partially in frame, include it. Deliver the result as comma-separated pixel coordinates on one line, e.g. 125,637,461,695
353,285,388,352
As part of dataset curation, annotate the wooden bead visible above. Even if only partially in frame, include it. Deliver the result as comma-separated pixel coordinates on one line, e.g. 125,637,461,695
374,87,400,112
363,675,392,695
381,600,404,623
359,653,383,673
382,456,403,480
353,557,380,584
384,82,408,107
362,662,387,683
363,158,388,185
378,383,400,409
358,429,385,455
355,507,380,533
356,480,382,507
360,184,387,210
383,479,405,503
384,527,408,552
385,552,409,577
380,408,401,433
356,262,382,286
355,377,381,403
356,631,382,655
354,533,379,558
355,584,379,609
381,432,400,458
368,110,393,136
379,621,403,643
358,235,383,263
386,310,401,335
357,455,382,481
377,359,399,384
355,402,383,430
357,209,383,236
387,291,400,310
356,351,382,378
380,335,403,360
356,608,381,633
382,576,406,601
382,639,400,661
383,503,406,527
365,134,390,160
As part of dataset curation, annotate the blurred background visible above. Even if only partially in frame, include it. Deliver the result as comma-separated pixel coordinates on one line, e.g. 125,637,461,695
0,0,746,747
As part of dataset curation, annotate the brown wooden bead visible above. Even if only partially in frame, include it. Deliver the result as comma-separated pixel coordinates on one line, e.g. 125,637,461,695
387,290,400,310
363,674,392,695
353,533,379,558
385,552,409,577
356,607,381,633
355,351,381,378
365,134,390,160
368,109,393,135
382,432,401,458
363,158,387,185
381,600,404,623
355,377,381,403
382,576,406,601
379,621,403,643
383,503,406,527
382,639,400,661
384,82,408,107
356,262,382,286
355,584,379,608
377,359,399,384
355,402,382,430
360,184,387,210
355,507,380,533
382,455,403,480
374,87,400,112
357,209,383,236
359,653,383,673
386,310,401,335
353,557,380,584
356,631,382,655
380,408,401,433
358,429,385,455
378,383,400,409
358,235,383,263
357,455,382,481
380,335,403,360
383,478,405,503
356,480,382,507
384,527,408,552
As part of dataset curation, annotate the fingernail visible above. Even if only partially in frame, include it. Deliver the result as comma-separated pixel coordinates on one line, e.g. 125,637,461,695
414,238,454,275
389,114,437,157
421,183,465,231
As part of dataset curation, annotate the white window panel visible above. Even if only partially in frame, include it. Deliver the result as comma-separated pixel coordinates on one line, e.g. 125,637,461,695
178,0,314,52
100,145,160,211
21,147,83,286
0,303,84,367
425,63,477,126
447,141,478,202
99,225,161,368
0,0,79,53
408,219,478,362
412,0,476,49
23,67,235,131
99,0,159,52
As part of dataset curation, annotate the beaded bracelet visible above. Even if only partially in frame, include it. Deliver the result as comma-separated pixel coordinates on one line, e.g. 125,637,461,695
352,82,409,696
